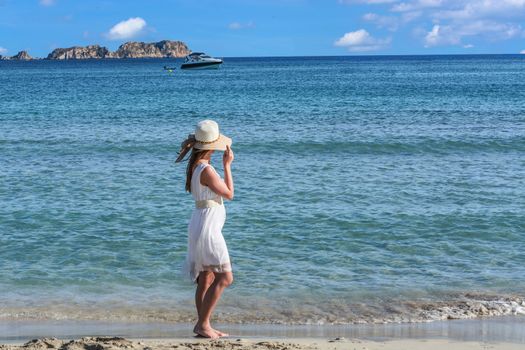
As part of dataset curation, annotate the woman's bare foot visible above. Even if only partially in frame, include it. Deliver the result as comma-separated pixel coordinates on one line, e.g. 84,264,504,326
194,324,228,338
193,324,219,339
211,328,229,337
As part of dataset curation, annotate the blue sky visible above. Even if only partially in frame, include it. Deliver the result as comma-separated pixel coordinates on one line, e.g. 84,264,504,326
1,0,525,57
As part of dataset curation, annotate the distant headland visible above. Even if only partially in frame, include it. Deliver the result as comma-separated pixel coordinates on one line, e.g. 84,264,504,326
0,40,190,60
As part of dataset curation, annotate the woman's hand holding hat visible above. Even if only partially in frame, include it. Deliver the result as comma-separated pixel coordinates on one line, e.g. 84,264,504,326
223,145,234,167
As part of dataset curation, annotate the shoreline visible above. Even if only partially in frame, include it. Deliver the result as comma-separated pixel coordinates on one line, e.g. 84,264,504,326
1,293,523,325
1,316,524,344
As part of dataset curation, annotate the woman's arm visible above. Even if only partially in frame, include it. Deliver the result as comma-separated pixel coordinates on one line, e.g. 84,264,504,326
201,146,234,200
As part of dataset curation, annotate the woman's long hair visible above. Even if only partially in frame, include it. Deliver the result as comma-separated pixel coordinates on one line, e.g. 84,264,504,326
176,134,213,192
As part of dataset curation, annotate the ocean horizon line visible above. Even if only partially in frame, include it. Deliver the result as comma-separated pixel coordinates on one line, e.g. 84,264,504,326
3,52,525,61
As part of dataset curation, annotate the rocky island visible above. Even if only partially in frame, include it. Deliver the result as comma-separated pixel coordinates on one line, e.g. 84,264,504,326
47,40,190,59
0,50,33,60
0,40,190,60
46,45,112,60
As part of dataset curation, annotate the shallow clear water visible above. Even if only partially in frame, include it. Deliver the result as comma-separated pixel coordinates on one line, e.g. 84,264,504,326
1,55,524,324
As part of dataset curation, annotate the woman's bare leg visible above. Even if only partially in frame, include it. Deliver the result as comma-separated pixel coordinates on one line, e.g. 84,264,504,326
194,272,233,338
195,271,215,316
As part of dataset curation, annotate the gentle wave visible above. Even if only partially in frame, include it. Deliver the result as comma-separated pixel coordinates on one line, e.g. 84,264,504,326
2,138,525,155
1,294,524,325
241,139,525,155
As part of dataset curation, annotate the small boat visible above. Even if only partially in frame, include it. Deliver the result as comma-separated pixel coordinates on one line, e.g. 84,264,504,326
163,65,177,71
181,52,222,70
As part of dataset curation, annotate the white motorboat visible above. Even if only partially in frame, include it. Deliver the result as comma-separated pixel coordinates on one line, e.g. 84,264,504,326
180,52,223,70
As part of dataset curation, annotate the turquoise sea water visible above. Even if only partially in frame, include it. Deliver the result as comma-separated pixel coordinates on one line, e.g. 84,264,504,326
1,55,525,324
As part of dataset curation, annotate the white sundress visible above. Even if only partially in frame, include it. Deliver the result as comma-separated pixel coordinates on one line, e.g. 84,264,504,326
183,162,232,283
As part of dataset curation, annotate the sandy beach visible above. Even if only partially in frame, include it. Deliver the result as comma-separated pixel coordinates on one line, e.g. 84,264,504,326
1,336,524,350
1,317,524,349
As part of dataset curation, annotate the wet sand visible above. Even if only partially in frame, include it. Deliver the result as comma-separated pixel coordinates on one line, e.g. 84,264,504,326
2,316,525,343
1,317,524,349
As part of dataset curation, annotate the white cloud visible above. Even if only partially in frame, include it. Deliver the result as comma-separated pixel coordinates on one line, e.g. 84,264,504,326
435,0,525,20
387,1,525,48
39,0,55,6
335,29,391,52
341,0,525,16
0,46,7,55
431,1,525,46
424,20,523,47
338,0,525,49
106,17,147,40
424,24,460,47
520,49,525,54
402,11,422,22
363,13,400,31
459,20,522,40
228,21,255,30
391,0,443,12
424,25,440,46
363,10,421,31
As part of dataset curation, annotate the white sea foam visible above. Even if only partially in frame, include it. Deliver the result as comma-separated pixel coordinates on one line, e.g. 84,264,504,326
0,294,523,325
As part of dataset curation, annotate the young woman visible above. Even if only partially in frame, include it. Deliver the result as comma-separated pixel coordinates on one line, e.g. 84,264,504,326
176,120,235,339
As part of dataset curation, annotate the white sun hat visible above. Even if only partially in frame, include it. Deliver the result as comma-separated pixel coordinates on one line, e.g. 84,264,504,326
194,119,232,151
